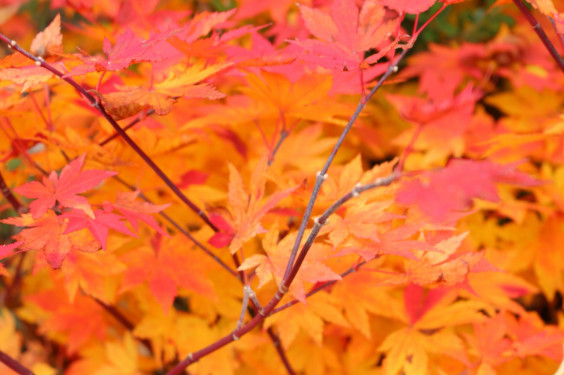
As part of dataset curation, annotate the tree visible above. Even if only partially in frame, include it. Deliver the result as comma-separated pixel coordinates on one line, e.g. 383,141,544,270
0,0,563,374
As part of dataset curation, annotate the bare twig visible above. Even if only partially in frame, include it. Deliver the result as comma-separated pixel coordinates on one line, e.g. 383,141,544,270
0,171,23,214
513,0,564,73
93,298,154,355
0,351,33,375
99,109,155,146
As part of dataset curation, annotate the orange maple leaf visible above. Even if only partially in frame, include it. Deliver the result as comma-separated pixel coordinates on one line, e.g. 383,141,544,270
120,234,215,312
2,213,98,269
30,14,63,58
238,225,341,303
98,62,229,120
209,157,298,253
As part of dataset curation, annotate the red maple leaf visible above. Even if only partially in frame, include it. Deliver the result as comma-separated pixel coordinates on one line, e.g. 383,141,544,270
13,154,116,219
380,0,437,14
66,28,179,77
294,0,400,71
120,234,216,312
396,159,541,221
102,191,170,235
62,208,136,250
0,241,24,276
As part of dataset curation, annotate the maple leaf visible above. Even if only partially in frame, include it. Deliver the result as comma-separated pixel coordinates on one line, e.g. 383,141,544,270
381,232,500,290
295,0,399,71
13,154,116,219
334,222,439,261
0,65,54,93
91,334,141,375
2,212,101,269
97,61,229,120
102,191,170,235
120,235,216,312
264,292,350,348
238,225,341,303
380,0,437,14
24,277,108,354
30,14,63,58
177,169,208,189
66,28,178,76
2,213,72,269
524,0,558,16
0,241,24,276
396,159,541,221
62,208,136,250
209,158,298,253
60,250,126,304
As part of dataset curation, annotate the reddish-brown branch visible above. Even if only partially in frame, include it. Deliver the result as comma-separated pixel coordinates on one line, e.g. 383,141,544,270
165,3,446,367
99,109,155,146
0,171,23,214
94,299,155,355
0,34,218,232
112,176,240,279
513,0,564,73
266,328,295,375
0,351,33,375
4,253,27,308
166,171,399,375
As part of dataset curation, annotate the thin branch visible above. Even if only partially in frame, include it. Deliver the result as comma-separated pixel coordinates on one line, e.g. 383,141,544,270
549,16,564,52
166,171,400,375
513,0,564,73
0,171,23,214
98,109,155,146
271,260,367,315
0,34,218,232
282,47,409,281
4,253,26,308
0,351,33,375
93,298,155,356
112,176,239,279
266,328,295,375
166,7,430,368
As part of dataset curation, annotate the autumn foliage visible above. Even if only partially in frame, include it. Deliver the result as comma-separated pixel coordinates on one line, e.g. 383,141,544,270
2,0,564,374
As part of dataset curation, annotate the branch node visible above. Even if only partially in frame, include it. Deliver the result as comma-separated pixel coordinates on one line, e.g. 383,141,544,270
274,283,288,300
352,182,362,197
313,216,327,227
232,333,239,341
35,59,42,66
10,40,16,47
188,353,194,361
316,171,328,181
392,65,399,73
